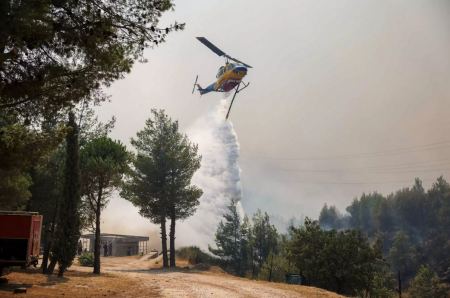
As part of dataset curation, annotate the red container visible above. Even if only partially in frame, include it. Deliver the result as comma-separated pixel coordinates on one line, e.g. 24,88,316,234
0,211,42,272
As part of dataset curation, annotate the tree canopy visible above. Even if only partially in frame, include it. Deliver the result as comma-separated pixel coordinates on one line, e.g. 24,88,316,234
0,112,64,210
122,109,202,268
0,0,183,120
288,218,386,296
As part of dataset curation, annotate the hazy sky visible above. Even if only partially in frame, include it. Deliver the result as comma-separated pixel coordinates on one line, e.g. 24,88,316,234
97,0,450,241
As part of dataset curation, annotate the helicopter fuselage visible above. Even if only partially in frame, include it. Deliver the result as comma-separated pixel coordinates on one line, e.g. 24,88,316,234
215,63,248,92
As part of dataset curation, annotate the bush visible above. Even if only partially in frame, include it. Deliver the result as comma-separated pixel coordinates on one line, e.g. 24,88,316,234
258,253,290,282
78,252,94,267
408,266,449,298
176,246,217,265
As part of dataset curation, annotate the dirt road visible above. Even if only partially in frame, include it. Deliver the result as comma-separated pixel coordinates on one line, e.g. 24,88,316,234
0,256,343,298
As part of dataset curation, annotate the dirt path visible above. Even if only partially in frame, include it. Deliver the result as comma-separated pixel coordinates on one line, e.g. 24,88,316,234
98,255,342,298
0,256,343,298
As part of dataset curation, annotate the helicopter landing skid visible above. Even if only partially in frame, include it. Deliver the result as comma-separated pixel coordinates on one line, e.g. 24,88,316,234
225,82,250,120
192,75,199,94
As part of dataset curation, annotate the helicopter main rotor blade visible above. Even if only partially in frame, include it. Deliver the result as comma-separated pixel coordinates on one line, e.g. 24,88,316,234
196,37,253,68
224,55,253,68
196,37,226,57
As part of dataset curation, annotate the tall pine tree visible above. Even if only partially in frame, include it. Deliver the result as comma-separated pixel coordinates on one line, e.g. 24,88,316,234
80,137,129,274
209,198,243,274
122,110,202,268
51,111,81,277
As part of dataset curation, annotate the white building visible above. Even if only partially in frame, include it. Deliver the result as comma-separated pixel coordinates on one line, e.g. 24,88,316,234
80,233,150,256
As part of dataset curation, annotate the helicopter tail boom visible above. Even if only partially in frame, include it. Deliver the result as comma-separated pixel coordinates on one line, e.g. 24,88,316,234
192,75,215,95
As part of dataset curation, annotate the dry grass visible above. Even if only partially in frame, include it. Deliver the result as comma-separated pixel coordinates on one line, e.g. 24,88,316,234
0,267,160,297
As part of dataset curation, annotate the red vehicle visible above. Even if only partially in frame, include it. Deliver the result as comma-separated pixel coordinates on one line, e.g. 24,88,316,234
0,211,42,276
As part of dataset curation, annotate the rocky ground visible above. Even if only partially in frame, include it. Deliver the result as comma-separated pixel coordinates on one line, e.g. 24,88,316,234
0,255,343,297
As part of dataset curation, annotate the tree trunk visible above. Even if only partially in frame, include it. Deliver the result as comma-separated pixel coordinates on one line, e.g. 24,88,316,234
169,210,176,267
42,223,56,273
161,217,168,268
93,188,102,274
41,240,51,273
43,196,59,274
268,254,273,282
47,258,57,274
251,246,256,278
57,264,66,277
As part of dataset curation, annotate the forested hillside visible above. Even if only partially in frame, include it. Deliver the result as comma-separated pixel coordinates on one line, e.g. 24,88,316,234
319,177,450,287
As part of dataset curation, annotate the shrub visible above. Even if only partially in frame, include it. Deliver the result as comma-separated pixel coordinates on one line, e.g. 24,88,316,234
78,252,94,267
176,246,217,265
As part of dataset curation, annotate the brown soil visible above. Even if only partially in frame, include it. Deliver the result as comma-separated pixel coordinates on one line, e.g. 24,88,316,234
0,256,343,298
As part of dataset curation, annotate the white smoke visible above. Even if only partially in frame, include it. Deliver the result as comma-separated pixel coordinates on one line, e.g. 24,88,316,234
176,99,244,250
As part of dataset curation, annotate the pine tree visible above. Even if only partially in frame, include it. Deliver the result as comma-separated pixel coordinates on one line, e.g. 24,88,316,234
239,215,252,276
251,210,278,277
51,111,81,277
80,137,129,274
209,198,242,274
122,110,202,268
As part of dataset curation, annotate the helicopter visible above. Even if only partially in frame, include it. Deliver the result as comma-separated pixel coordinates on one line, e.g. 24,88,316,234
192,37,252,119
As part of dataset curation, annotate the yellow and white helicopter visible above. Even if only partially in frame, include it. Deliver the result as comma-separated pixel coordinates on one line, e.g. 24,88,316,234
193,37,252,119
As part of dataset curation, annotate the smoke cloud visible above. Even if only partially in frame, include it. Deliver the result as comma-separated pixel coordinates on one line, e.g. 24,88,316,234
101,100,244,251
176,99,244,250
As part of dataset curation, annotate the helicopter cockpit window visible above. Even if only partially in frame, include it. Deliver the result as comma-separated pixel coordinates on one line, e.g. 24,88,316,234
216,66,225,78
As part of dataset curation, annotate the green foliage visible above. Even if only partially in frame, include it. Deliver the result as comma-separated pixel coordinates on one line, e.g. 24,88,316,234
387,231,418,281
121,109,202,268
28,146,65,273
78,252,94,267
287,218,382,296
346,192,385,237
258,253,290,282
408,266,449,298
356,262,396,298
78,108,116,147
319,203,343,230
51,112,81,277
251,209,278,277
176,246,217,265
122,109,201,223
209,198,243,274
0,0,183,120
210,204,278,278
0,113,64,210
239,215,253,276
326,177,450,285
80,136,129,203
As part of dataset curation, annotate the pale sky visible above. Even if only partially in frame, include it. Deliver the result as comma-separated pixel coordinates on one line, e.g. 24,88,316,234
97,0,450,241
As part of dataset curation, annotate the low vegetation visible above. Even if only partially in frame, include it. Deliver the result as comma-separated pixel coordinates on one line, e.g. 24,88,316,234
78,252,94,267
176,246,219,265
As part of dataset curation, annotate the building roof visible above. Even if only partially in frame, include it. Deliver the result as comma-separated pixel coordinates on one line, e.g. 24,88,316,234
81,233,149,241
